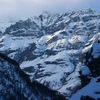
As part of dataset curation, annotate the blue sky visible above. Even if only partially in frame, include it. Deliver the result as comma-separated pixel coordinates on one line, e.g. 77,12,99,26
0,0,100,20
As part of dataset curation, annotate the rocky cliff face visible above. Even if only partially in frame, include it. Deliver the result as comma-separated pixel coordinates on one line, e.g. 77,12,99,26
0,9,100,99
70,33,100,100
0,53,65,100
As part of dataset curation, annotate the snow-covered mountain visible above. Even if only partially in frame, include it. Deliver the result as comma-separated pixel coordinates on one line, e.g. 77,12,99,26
70,32,100,100
0,53,65,100
0,19,15,34
0,9,100,99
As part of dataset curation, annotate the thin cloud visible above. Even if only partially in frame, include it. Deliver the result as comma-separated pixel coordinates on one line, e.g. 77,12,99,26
0,0,100,20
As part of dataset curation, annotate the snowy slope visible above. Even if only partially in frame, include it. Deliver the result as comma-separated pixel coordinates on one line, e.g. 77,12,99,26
0,9,100,98
0,19,14,33
69,32,100,100
0,35,37,51
0,53,66,100
70,76,100,100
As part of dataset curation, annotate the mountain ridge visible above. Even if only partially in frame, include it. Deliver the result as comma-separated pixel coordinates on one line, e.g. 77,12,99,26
0,9,100,99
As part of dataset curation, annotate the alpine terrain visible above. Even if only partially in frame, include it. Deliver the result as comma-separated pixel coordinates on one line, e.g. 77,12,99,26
0,9,100,99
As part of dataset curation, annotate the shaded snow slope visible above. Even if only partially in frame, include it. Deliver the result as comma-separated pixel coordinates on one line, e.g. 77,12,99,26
70,76,100,100
69,31,100,100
